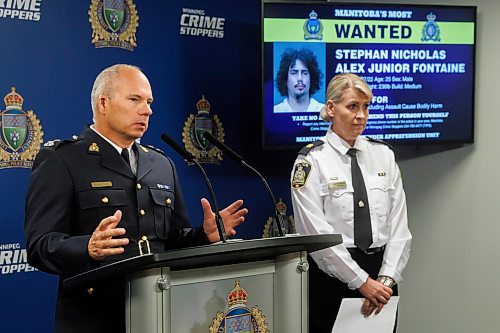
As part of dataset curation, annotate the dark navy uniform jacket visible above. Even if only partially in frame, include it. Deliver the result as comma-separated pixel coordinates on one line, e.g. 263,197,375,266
24,127,209,332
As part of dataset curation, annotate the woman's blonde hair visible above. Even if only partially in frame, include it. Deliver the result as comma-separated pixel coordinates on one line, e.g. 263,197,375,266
320,73,372,122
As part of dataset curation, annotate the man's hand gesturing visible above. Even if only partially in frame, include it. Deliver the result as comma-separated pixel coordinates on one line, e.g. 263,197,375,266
88,210,129,260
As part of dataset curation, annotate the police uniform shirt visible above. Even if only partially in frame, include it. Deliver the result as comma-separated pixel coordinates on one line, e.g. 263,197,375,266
24,127,210,332
291,128,412,290
25,127,209,276
90,125,137,175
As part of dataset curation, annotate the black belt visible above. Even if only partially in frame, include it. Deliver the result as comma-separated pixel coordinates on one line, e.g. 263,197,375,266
347,245,386,255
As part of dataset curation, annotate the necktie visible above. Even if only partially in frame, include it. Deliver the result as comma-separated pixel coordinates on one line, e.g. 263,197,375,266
121,148,131,169
347,148,373,251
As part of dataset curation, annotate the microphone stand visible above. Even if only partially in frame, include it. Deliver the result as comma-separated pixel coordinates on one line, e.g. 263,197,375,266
202,131,286,237
241,161,286,237
191,158,227,243
160,133,227,243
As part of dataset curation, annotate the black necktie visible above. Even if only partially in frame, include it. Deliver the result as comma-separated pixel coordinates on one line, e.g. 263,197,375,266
347,148,373,251
121,148,131,168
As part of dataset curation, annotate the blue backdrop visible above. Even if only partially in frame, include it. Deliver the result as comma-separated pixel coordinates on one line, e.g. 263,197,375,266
0,1,299,331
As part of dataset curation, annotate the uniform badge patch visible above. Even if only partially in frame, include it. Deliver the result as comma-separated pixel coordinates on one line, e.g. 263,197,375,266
0,87,44,169
209,280,270,333
291,161,311,189
88,142,100,152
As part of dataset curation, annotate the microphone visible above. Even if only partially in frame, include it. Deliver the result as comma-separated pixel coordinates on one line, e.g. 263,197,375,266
160,133,195,162
202,131,286,237
160,133,227,243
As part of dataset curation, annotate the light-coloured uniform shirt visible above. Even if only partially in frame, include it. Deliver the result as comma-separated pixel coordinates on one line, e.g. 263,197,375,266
291,129,412,289
273,97,325,113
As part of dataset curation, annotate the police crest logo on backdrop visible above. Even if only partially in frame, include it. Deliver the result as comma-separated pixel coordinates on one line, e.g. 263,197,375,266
0,87,44,169
89,0,139,50
262,199,296,238
183,95,225,165
209,280,270,333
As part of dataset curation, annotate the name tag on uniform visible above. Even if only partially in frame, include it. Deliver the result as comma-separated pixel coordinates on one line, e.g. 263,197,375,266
328,181,347,190
91,181,113,188
157,184,171,190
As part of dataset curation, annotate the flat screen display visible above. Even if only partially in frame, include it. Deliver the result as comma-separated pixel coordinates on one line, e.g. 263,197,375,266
262,1,476,149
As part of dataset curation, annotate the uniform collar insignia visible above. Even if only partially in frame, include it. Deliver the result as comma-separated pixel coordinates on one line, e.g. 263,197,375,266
88,142,100,152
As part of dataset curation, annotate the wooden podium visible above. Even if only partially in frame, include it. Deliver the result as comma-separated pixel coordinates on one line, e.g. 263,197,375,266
64,234,341,333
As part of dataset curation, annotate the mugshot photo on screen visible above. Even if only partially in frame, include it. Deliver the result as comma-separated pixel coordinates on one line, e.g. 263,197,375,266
273,42,326,113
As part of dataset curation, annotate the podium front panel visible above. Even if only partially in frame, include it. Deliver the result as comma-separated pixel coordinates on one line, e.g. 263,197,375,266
126,251,308,332
127,267,166,333
171,261,275,332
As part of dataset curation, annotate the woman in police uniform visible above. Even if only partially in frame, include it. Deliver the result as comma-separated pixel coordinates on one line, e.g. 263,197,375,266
290,73,412,332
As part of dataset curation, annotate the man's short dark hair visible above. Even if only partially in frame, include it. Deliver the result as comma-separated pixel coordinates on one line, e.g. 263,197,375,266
275,47,324,97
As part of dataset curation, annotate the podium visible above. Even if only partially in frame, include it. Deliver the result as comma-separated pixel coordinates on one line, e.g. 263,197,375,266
64,234,341,333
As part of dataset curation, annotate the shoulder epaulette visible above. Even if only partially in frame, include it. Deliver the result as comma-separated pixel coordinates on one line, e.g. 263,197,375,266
366,136,394,150
43,136,80,150
140,144,166,156
298,140,324,156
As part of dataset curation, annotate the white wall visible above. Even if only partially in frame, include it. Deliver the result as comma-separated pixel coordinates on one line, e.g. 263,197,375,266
392,1,499,332
308,0,496,330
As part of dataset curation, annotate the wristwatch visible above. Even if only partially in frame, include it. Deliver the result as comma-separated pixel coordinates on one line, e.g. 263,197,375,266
377,276,395,288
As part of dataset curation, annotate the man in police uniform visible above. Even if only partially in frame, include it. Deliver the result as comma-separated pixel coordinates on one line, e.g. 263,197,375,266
24,64,247,333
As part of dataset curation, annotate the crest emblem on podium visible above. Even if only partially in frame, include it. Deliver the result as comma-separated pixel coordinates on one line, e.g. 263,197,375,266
0,87,44,169
89,0,139,50
210,280,270,333
262,199,296,238
182,95,224,165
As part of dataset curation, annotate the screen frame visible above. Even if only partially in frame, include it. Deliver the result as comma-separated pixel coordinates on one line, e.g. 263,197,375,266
261,0,477,150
